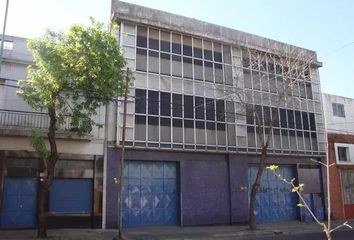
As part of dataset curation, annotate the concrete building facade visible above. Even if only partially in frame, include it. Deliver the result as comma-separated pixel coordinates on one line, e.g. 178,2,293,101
106,1,327,228
323,93,354,219
0,35,105,228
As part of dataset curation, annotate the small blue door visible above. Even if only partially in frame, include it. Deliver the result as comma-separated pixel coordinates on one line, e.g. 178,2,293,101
248,165,298,223
122,161,178,227
49,179,93,214
1,177,38,228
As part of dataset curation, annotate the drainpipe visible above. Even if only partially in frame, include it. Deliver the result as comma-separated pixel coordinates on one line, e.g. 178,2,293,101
0,0,10,75
102,104,109,229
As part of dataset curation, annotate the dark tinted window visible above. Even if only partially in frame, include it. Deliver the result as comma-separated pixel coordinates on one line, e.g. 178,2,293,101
137,26,147,48
160,92,171,116
204,41,213,60
280,109,287,128
148,91,159,115
216,100,225,122
246,105,254,124
160,31,170,52
193,38,203,58
287,110,295,129
302,112,309,130
309,113,316,131
172,94,182,117
195,97,204,119
214,43,222,62
295,111,302,129
184,95,194,118
206,98,215,121
135,89,146,114
149,28,159,50
172,33,181,54
183,36,192,56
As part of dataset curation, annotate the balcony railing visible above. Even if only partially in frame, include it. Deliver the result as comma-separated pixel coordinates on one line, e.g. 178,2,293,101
0,109,71,131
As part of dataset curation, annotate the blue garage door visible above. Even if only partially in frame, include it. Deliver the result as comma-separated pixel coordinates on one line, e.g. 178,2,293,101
1,177,37,228
49,179,93,214
123,161,178,227
248,165,298,222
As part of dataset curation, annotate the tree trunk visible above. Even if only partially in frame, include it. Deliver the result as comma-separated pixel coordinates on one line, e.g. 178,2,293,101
37,180,47,238
37,106,58,238
249,146,267,230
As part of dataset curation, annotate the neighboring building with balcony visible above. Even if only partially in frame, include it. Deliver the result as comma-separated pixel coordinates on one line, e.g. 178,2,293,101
106,1,327,228
0,35,105,228
323,93,354,220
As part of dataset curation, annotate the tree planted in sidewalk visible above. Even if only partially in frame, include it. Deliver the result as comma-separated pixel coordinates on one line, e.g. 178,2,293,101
17,19,128,238
224,44,319,230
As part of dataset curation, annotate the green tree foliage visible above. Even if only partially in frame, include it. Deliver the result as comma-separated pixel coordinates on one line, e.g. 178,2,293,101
17,19,128,238
18,18,126,135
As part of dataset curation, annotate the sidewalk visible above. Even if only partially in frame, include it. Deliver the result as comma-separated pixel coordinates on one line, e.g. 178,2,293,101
0,220,352,240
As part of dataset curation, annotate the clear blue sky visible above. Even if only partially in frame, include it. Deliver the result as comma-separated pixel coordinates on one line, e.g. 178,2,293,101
1,0,353,98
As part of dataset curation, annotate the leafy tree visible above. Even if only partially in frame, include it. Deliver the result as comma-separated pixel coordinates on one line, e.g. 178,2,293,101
17,19,128,238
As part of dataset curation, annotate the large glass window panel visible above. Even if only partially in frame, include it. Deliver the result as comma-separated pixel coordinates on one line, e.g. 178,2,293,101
263,106,271,126
149,28,159,50
226,101,235,122
309,113,316,131
173,119,183,143
223,45,232,64
272,108,279,127
137,26,147,48
148,91,159,115
172,33,181,54
183,36,192,56
269,74,277,93
273,129,281,149
160,30,170,52
204,61,213,82
135,115,146,141
135,89,146,114
148,50,159,73
295,111,302,129
214,63,223,84
280,109,287,128
206,98,215,121
216,100,225,122
196,121,205,144
183,57,193,79
299,82,306,98
281,129,289,149
217,123,226,145
184,95,194,118
253,71,261,90
148,116,159,141
206,122,216,145
302,112,309,130
136,48,147,71
246,105,254,124
297,131,304,150
172,55,182,77
287,110,295,129
243,69,251,89
289,130,297,150
311,132,318,151
204,40,213,60
160,117,171,142
214,43,222,62
160,92,171,116
184,120,194,144
304,131,311,150
195,97,205,119
172,94,182,117
306,83,313,99
247,126,256,147
227,124,236,146
193,38,203,58
160,53,171,75
194,59,203,80
224,65,233,86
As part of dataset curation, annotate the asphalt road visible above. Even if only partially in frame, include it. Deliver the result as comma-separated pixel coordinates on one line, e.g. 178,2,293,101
244,230,354,240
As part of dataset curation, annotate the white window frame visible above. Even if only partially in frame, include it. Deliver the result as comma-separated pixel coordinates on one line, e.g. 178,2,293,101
335,143,354,165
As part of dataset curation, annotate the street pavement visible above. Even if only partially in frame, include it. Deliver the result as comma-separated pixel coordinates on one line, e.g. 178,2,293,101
1,220,354,240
